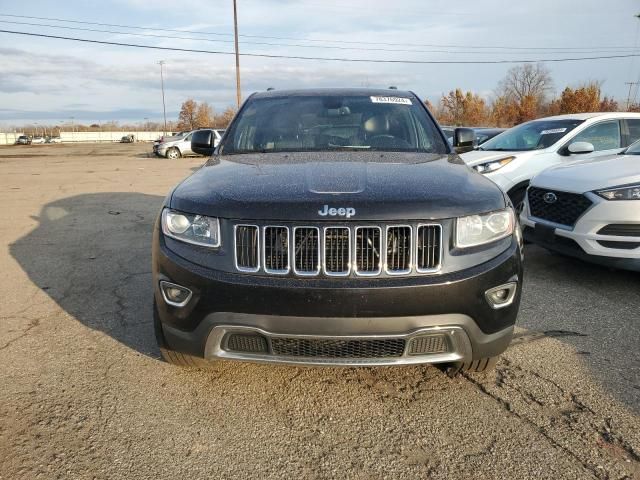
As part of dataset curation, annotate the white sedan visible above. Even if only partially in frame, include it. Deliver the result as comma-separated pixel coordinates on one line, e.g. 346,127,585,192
520,141,640,271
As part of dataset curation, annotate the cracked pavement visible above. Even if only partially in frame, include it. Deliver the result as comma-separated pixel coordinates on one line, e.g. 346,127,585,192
0,143,638,479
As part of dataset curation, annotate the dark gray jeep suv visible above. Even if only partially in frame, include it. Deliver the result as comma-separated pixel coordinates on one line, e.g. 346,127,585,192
152,88,523,375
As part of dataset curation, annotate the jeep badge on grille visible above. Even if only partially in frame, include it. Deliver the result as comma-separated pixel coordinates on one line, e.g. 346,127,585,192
318,205,356,218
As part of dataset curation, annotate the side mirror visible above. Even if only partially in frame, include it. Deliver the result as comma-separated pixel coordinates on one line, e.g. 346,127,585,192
191,130,215,156
453,127,476,154
567,141,594,155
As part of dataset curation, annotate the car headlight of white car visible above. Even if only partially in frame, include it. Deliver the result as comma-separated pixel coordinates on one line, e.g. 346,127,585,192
596,184,640,201
162,208,221,247
456,208,514,248
473,156,516,174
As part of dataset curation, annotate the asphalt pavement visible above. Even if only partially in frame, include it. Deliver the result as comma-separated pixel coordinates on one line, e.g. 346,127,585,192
0,143,638,479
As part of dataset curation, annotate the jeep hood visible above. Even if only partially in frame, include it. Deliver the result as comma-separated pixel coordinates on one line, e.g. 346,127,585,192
169,151,506,221
531,153,640,193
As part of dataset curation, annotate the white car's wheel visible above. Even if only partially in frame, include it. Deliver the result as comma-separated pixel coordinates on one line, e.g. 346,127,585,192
166,147,181,159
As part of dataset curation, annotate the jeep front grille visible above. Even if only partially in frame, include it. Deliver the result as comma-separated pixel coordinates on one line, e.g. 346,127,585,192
263,226,289,274
324,227,350,275
386,226,412,274
416,225,441,272
294,227,320,275
355,227,382,275
234,223,442,277
234,225,259,272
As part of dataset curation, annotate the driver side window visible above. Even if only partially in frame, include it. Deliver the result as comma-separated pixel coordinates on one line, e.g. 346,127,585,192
571,121,621,151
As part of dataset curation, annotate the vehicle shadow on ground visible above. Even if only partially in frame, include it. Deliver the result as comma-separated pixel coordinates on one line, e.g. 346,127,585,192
517,245,640,412
10,193,163,358
9,194,640,410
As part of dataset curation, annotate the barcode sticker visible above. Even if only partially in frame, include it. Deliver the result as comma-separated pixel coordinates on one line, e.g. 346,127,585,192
540,128,567,135
370,96,412,105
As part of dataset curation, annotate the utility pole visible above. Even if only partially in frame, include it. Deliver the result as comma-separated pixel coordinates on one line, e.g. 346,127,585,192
233,0,242,108
158,60,168,135
625,82,639,110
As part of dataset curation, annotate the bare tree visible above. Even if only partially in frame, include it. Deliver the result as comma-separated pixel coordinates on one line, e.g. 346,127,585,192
498,63,553,104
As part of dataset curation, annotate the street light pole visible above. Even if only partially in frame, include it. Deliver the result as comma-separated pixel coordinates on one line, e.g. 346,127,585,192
233,0,242,108
158,60,168,135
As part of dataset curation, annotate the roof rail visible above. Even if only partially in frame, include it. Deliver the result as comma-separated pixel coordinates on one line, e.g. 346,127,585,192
388,86,398,90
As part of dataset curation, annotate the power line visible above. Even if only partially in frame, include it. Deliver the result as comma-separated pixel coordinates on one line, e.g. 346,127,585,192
2,19,637,55
2,29,640,65
1,13,638,52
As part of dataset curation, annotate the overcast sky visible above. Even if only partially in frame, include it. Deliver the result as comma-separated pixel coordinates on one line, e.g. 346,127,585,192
0,0,639,126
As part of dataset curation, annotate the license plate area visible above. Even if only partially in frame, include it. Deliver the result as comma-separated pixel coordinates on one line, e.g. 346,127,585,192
534,223,556,243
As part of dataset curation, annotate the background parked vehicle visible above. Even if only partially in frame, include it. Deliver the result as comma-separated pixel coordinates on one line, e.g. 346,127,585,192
155,129,223,159
521,139,640,271
16,135,32,145
31,136,46,144
462,112,640,213
120,134,135,143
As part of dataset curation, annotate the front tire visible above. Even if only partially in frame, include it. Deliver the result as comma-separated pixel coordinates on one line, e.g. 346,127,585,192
441,356,499,378
153,302,208,368
165,147,181,160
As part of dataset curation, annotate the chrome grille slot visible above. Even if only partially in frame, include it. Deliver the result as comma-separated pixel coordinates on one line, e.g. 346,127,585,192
386,226,412,274
416,224,441,272
355,226,382,275
263,226,289,274
324,227,351,276
293,227,320,275
234,225,259,272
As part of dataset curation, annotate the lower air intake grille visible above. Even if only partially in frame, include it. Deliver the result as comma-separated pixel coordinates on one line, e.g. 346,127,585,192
528,187,592,227
597,224,640,237
235,225,259,271
355,227,382,274
225,334,268,353
416,225,441,271
324,227,350,275
271,338,406,358
294,227,320,274
263,226,289,273
408,335,448,355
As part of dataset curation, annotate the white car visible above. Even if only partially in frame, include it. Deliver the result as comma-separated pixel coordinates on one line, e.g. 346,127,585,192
462,112,640,212
31,136,46,144
520,140,640,271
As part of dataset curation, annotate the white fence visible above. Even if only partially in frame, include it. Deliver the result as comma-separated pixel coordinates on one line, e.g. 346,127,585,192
59,131,164,143
0,131,165,145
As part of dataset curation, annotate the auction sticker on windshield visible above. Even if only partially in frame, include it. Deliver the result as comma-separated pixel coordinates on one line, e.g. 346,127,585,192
540,128,567,135
370,96,413,105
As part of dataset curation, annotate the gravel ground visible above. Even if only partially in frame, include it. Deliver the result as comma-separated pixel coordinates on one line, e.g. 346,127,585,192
0,143,638,480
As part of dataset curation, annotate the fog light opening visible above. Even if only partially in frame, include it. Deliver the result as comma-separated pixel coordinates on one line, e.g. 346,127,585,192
160,281,193,307
485,282,517,309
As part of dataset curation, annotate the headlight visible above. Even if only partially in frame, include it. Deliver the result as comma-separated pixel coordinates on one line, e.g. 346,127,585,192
473,156,515,174
596,184,640,201
456,209,514,248
161,208,220,247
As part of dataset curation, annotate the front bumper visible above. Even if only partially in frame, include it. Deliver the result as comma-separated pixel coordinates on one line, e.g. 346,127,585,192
521,193,640,271
153,233,522,366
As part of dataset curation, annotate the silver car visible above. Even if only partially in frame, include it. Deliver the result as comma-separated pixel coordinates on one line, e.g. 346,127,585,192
157,129,224,159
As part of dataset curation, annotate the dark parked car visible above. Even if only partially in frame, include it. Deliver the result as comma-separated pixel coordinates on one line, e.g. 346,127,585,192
120,134,135,143
152,88,523,375
16,135,32,145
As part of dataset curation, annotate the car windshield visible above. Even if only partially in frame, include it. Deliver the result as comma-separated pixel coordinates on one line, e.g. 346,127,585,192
479,119,584,151
624,139,640,155
220,94,448,154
